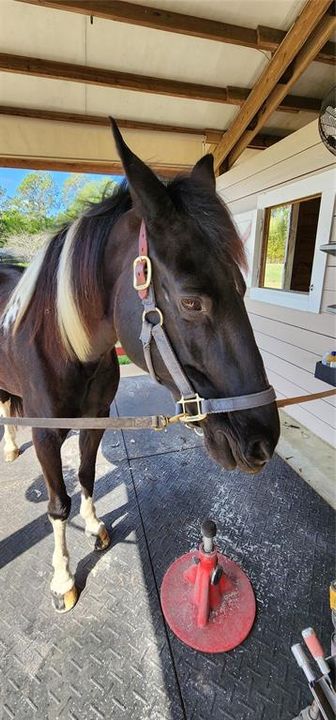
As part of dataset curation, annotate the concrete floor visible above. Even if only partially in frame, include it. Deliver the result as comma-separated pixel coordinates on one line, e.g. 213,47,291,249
0,375,335,720
277,411,335,509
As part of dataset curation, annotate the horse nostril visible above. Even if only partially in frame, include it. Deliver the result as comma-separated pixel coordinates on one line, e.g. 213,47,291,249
248,438,273,465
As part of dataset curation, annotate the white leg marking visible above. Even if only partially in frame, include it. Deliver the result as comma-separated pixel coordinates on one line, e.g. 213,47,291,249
0,400,19,462
49,518,74,595
80,494,104,536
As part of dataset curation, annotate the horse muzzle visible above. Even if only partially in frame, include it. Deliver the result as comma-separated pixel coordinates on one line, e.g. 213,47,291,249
203,411,279,473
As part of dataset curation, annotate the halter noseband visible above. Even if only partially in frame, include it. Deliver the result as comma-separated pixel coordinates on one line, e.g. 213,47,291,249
133,220,276,424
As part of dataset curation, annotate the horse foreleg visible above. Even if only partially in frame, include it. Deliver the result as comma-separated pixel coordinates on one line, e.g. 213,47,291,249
79,428,111,551
0,400,19,462
32,428,78,612
49,517,77,611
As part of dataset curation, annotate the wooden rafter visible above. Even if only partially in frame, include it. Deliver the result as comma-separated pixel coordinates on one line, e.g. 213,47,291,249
16,0,335,65
226,12,336,169
213,0,334,173
0,106,204,137
257,25,334,65
0,53,321,114
0,156,191,178
0,104,289,149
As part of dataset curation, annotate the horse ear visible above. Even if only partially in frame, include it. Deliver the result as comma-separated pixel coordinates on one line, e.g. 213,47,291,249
191,154,216,192
110,117,173,218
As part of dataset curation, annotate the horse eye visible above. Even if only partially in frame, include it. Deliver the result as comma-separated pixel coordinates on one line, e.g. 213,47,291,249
181,297,203,312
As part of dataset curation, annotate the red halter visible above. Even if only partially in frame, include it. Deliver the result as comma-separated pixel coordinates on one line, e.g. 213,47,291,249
133,220,151,300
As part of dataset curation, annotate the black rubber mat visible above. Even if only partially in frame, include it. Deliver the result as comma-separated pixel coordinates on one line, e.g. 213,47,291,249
0,375,334,720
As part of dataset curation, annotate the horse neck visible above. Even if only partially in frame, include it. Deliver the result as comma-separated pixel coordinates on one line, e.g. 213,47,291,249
104,210,139,288
103,213,148,370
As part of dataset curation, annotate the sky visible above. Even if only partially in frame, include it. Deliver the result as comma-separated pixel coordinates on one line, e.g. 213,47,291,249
0,167,122,208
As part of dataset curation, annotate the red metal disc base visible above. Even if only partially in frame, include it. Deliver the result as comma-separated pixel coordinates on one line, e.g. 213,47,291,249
161,550,256,653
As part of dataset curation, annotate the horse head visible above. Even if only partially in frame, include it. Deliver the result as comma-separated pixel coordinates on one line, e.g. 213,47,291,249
111,120,280,473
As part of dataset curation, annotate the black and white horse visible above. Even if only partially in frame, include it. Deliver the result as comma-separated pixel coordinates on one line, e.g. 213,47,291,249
0,122,280,611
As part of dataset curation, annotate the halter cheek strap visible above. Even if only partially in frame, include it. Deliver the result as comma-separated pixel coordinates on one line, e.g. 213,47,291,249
133,220,276,423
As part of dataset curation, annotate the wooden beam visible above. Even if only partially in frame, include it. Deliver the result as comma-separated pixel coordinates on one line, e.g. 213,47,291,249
257,25,335,65
17,0,335,65
213,0,333,172
0,53,227,104
246,133,289,149
0,105,290,150
0,105,203,136
226,12,336,169
0,156,191,178
227,86,321,113
0,53,321,114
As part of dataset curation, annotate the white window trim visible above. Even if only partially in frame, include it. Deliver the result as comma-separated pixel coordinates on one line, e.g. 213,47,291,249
250,169,335,313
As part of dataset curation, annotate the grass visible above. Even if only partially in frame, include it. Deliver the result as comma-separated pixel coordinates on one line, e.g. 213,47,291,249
118,356,131,365
263,263,283,289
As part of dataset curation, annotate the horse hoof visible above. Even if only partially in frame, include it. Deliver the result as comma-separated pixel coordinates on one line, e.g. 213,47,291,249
4,448,20,462
94,526,111,552
51,585,78,613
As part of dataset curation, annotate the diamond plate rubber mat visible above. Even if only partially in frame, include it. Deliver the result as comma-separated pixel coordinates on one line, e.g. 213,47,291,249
0,375,335,720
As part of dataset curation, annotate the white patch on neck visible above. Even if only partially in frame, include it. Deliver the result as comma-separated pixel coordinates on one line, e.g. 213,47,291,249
1,243,49,333
56,219,92,362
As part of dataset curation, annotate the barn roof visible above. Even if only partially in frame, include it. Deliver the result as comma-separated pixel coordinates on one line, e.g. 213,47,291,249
0,0,334,176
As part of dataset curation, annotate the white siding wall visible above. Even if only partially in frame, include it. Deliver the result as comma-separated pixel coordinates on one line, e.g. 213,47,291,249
217,121,336,447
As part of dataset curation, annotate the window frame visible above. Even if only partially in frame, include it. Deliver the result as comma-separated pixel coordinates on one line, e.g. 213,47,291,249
250,170,335,313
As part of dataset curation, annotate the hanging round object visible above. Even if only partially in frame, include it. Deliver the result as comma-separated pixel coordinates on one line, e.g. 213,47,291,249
160,520,256,653
319,86,336,156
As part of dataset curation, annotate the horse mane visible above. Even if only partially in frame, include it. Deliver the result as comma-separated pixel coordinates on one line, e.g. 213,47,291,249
1,172,245,363
1,182,131,361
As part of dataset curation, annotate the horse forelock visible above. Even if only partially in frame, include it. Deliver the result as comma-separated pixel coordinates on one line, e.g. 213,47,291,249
166,177,247,274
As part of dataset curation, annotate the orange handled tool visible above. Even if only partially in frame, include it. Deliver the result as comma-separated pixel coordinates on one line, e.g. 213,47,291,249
302,628,331,677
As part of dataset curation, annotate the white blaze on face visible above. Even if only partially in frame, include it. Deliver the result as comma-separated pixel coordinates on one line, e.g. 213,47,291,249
0,400,19,461
49,517,74,595
80,494,104,536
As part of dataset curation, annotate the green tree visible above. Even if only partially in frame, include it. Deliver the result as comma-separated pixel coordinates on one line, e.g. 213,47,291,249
267,205,291,263
60,173,88,210
0,174,57,253
10,171,58,222
58,177,116,221
0,172,117,256
0,186,7,246
0,185,7,210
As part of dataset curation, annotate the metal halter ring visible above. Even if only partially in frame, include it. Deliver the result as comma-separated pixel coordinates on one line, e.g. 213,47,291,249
142,307,164,326
176,394,207,423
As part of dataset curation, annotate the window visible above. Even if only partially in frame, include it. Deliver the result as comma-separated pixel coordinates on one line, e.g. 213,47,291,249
250,170,335,313
259,195,321,292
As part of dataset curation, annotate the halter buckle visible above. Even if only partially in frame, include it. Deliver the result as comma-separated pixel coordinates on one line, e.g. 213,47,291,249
133,256,152,291
176,394,207,423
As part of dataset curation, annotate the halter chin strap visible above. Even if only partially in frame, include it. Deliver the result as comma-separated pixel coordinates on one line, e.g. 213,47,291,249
133,220,276,423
